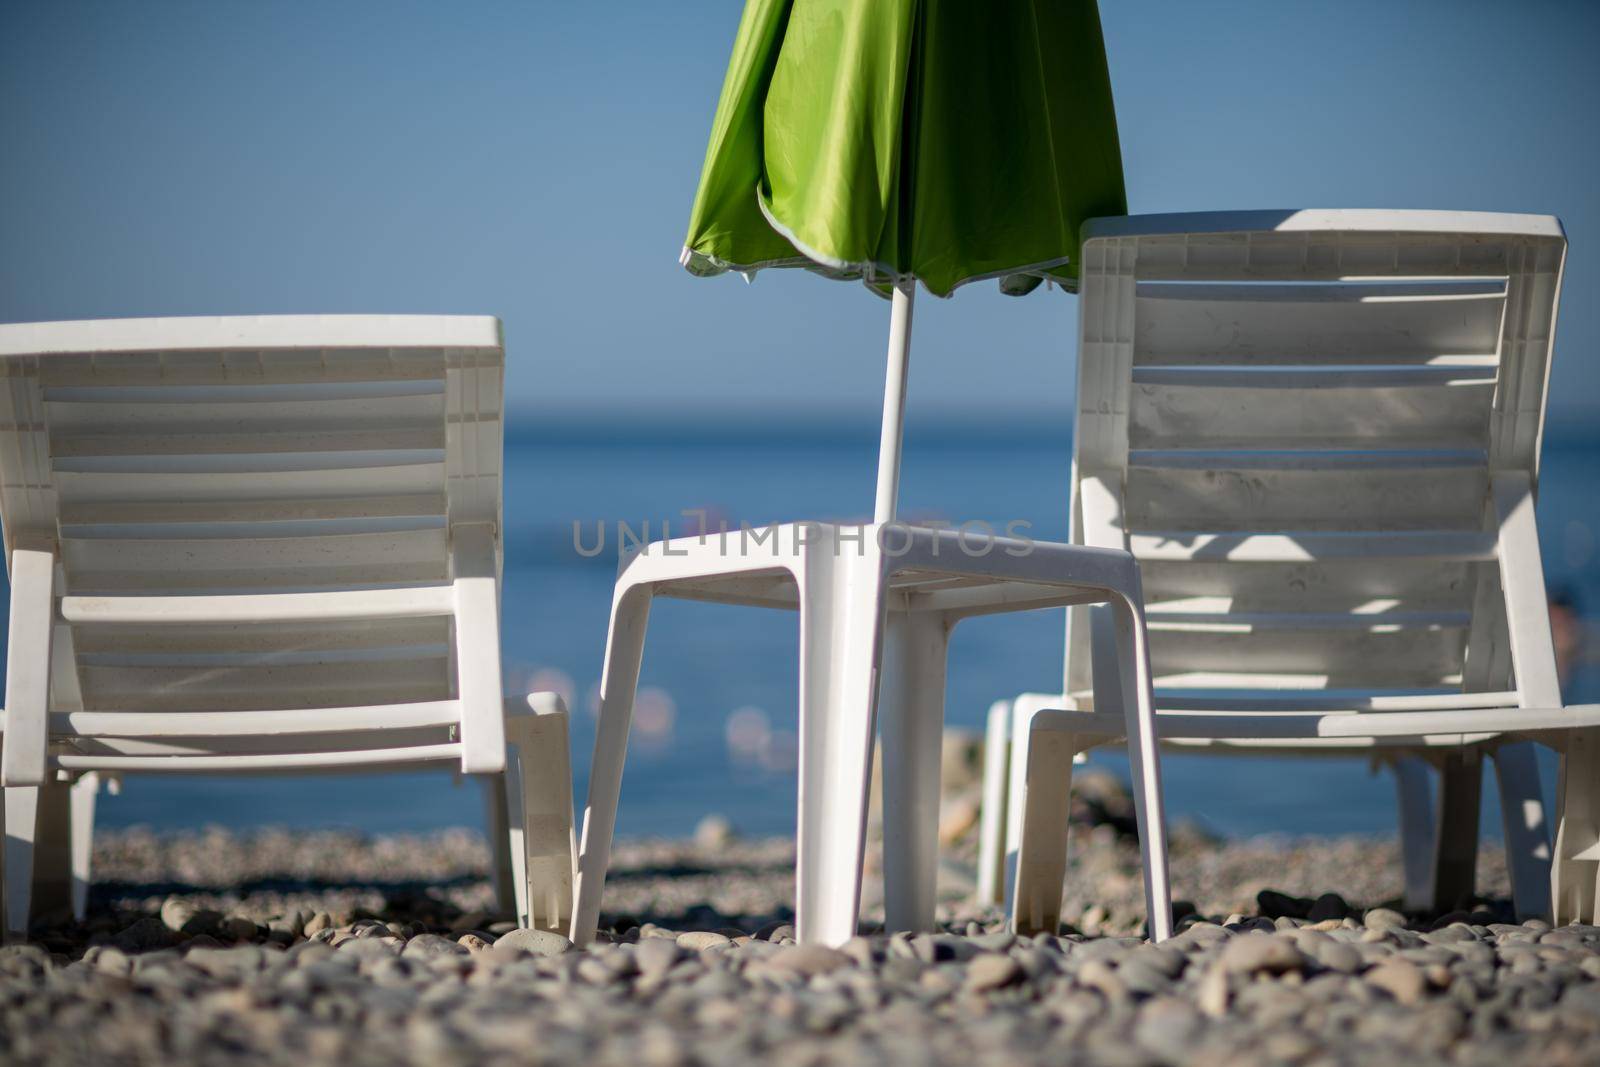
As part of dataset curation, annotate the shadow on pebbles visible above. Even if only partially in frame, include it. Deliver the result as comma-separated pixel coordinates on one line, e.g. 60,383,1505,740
3,825,1600,1067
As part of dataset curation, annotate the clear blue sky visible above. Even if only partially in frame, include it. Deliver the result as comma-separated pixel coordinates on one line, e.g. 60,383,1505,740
2,0,1596,423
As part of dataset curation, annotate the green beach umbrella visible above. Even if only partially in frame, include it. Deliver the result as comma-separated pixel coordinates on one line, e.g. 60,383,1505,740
683,0,1126,521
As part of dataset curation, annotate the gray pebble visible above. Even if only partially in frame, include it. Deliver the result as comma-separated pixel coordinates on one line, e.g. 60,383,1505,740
1423,923,1479,945
634,938,683,979
1134,996,1204,1059
675,931,732,952
830,937,873,969
1363,908,1408,931
965,953,1025,993
1217,934,1308,976
1366,957,1427,1004
1309,939,1362,974
769,944,852,977
401,934,468,959
493,928,572,957
969,931,1016,954
158,898,199,933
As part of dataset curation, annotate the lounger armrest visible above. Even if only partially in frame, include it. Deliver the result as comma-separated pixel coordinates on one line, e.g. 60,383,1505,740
452,524,507,775
1,547,55,786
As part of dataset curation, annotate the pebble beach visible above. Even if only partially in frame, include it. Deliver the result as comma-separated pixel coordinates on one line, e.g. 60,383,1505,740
6,780,1600,1067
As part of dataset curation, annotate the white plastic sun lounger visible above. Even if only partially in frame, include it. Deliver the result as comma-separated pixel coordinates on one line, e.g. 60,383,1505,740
974,210,1600,933
0,315,574,940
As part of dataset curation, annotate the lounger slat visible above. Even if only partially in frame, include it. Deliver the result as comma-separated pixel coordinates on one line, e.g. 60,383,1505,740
51,699,463,738
59,493,448,525
1125,463,1487,532
53,743,464,773
1147,625,1468,690
76,645,450,668
1139,558,1476,615
71,617,448,655
41,380,448,404
61,728,453,757
1129,373,1494,451
51,427,448,457
1146,609,1471,631
0,314,503,356
45,390,445,427
1154,691,1520,712
56,462,445,504
78,659,452,713
61,527,450,592
1133,279,1506,365
63,587,455,625
1129,532,1495,563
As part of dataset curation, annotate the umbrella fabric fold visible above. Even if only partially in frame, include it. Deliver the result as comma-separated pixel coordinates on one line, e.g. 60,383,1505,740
682,0,1126,297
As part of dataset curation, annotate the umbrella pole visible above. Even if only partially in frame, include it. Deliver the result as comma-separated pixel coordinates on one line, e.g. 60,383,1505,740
873,285,916,524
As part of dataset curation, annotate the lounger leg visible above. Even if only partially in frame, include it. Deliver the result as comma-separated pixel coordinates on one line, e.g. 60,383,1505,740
1002,699,1036,910
484,774,516,918
571,585,652,946
794,551,883,946
69,773,97,922
878,611,950,933
4,786,39,941
975,699,1013,906
1012,712,1076,936
1553,729,1600,926
29,780,74,923
1430,748,1483,914
1393,756,1436,913
1491,741,1552,920
505,696,576,933
1108,598,1174,942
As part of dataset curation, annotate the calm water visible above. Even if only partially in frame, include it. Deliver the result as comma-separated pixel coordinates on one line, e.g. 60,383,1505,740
48,419,1600,840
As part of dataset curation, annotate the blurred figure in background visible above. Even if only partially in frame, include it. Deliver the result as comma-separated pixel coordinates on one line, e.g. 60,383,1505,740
1550,587,1587,697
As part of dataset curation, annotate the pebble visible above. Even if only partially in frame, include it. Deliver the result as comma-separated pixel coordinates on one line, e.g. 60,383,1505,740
112,916,177,952
1307,892,1350,922
1217,934,1308,976
401,934,468,959
965,954,1025,992
634,938,683,979
1256,890,1310,920
1363,907,1408,931
159,897,199,933
840,936,879,968
675,931,732,952
221,916,259,941
1135,997,1203,1059
1305,938,1362,974
769,944,851,977
1366,957,1428,1004
493,928,572,957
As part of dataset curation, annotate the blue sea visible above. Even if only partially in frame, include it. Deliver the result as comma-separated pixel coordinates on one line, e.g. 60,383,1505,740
40,418,1600,841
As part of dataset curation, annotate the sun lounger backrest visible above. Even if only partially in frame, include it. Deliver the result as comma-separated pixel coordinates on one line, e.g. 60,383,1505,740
0,315,504,716
1067,211,1567,699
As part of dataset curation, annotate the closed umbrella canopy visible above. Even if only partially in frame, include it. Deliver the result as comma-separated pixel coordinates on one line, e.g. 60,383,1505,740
682,0,1125,297
682,0,1125,522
